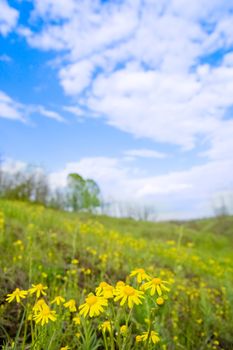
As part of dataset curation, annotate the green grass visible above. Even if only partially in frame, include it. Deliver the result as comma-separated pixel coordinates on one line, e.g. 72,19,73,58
0,199,233,349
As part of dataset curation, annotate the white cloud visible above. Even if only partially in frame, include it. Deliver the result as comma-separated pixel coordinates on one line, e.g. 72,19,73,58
1,158,27,174
0,54,12,62
0,0,18,36
0,90,66,123
18,0,233,153
124,148,167,159
0,90,26,121
34,106,66,123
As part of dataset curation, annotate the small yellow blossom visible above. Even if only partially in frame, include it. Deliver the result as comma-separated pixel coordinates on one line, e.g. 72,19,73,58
98,321,112,333
60,347,69,350
76,332,81,339
64,299,77,312
73,315,81,325
156,297,165,305
115,281,125,288
6,288,28,303
136,331,160,344
29,283,48,298
79,293,108,318
33,303,57,326
120,325,128,336
96,282,114,299
71,259,79,264
33,298,47,313
143,278,170,296
51,296,65,306
130,268,151,283
114,285,144,309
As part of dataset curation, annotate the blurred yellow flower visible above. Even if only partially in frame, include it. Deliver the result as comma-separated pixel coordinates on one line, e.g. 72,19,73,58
29,283,48,298
114,285,144,308
98,321,112,333
6,288,28,303
79,293,108,318
156,297,165,305
96,282,114,299
64,299,77,312
51,296,65,305
130,268,150,283
33,298,47,312
33,304,56,326
73,315,81,325
136,331,160,344
143,278,170,296
71,259,79,264
120,325,128,336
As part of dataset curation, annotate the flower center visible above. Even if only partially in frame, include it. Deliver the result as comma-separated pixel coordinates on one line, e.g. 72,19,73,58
41,307,51,316
137,269,145,274
86,295,97,306
152,278,161,285
123,286,135,296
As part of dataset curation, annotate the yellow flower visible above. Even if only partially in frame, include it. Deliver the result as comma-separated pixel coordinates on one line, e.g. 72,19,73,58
114,285,144,309
33,303,57,326
84,268,91,275
136,335,142,342
60,347,69,350
73,315,81,325
116,281,125,288
143,278,170,296
156,297,165,305
136,331,160,344
64,299,77,312
51,296,65,306
33,298,47,312
120,325,128,336
130,268,151,283
29,283,48,298
6,288,28,303
79,293,108,318
71,259,79,265
96,282,114,299
98,321,112,333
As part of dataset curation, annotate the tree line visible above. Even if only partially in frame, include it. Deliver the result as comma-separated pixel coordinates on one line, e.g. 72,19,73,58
0,165,101,213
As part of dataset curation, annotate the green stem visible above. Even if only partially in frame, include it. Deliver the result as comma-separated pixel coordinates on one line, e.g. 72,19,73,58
13,306,26,350
102,331,108,350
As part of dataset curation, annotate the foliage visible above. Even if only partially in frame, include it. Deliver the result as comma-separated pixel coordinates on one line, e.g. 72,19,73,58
67,173,101,212
0,167,101,213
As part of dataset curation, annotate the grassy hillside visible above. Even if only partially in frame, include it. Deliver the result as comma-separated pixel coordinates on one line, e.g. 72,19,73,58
0,200,232,349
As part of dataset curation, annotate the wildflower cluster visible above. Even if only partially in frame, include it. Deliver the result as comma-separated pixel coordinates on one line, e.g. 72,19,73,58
5,267,169,349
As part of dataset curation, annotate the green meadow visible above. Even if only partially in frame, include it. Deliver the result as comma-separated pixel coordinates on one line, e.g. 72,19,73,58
0,200,232,349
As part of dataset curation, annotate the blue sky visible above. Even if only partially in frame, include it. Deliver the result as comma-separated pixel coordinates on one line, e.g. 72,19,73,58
1,0,233,219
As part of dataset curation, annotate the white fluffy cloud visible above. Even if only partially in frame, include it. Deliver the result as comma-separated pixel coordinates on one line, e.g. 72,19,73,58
18,0,233,154
0,90,66,123
0,90,25,121
0,0,18,36
124,149,167,159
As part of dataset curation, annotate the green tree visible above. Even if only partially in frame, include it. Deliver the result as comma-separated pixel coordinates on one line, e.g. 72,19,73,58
67,173,101,212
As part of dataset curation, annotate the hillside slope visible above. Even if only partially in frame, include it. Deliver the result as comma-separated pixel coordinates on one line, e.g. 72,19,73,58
0,200,232,349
